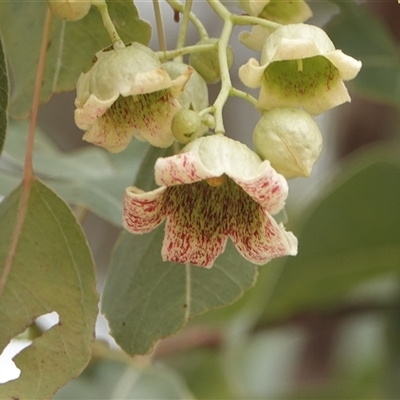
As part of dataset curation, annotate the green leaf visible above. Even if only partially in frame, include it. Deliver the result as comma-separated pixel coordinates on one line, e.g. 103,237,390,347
101,225,258,355
262,150,400,322
0,178,98,399
0,38,8,155
326,2,400,106
0,121,148,226
55,343,194,400
0,0,151,118
134,145,177,192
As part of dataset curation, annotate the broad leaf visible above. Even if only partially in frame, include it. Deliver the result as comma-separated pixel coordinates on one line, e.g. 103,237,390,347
101,225,258,355
326,2,400,107
0,38,8,155
55,343,194,399
0,0,151,118
0,121,148,226
261,150,400,322
0,178,98,399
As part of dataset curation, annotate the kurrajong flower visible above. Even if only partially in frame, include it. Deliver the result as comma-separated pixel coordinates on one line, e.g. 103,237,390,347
123,135,297,268
74,42,192,153
239,24,362,115
239,0,313,51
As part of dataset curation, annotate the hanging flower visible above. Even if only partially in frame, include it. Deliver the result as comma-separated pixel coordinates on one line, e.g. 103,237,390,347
239,0,313,51
239,24,362,115
74,42,192,153
123,135,297,268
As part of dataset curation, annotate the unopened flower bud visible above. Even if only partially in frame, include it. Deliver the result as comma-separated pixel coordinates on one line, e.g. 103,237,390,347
189,38,234,84
47,0,91,21
171,110,202,144
253,108,323,179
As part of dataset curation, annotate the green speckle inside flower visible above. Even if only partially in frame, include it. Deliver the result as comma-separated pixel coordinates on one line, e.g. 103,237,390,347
164,178,262,243
264,55,340,99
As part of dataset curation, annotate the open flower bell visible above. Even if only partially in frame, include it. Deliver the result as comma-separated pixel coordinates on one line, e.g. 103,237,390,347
239,24,362,115
123,135,297,268
74,43,192,152
239,0,313,51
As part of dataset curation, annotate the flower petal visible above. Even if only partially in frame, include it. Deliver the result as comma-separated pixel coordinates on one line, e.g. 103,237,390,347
155,151,216,187
162,218,228,268
258,74,351,115
74,93,117,130
123,186,167,233
324,50,362,80
130,90,179,148
161,183,230,268
239,25,274,52
231,211,297,265
230,160,289,215
239,58,265,88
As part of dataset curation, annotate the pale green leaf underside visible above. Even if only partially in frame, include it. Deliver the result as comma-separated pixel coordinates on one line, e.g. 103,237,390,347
263,151,400,322
101,226,258,355
0,121,148,226
0,1,151,118
327,2,400,107
55,347,194,399
0,178,98,399
0,38,8,155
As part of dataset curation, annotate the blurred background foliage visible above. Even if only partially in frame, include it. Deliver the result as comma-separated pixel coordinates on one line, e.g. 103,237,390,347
1,0,400,398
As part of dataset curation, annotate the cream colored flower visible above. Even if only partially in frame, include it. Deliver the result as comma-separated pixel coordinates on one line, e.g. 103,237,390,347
239,0,313,51
123,135,297,268
74,43,192,153
239,24,362,115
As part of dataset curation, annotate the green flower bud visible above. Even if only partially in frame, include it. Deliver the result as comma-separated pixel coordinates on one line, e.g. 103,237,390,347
189,38,234,84
253,108,322,179
47,0,91,21
171,110,202,144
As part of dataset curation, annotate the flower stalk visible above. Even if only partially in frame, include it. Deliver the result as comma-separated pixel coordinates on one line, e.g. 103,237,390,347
92,0,124,49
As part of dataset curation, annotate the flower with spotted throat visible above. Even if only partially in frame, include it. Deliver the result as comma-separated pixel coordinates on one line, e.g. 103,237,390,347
74,42,192,153
239,24,362,115
123,135,297,268
239,0,312,51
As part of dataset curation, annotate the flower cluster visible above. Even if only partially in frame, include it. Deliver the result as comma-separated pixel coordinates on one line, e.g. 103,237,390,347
239,23,361,179
73,6,361,268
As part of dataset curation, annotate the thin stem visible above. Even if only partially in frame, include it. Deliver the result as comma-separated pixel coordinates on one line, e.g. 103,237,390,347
230,88,258,107
93,0,125,49
166,0,208,40
198,106,214,119
174,0,193,62
232,14,282,30
153,0,167,52
206,0,231,20
157,42,216,62
0,9,52,297
211,17,234,134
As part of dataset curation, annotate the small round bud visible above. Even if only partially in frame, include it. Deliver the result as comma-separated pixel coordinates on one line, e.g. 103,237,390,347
253,108,322,179
47,0,91,21
171,110,202,144
189,38,234,84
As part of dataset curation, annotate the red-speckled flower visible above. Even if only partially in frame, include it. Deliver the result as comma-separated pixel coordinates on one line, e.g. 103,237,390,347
239,24,362,115
123,135,297,268
74,43,192,152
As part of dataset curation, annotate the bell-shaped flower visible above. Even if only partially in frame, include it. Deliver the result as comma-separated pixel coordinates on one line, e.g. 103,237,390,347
74,42,192,153
239,24,362,115
239,0,313,51
123,135,297,268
